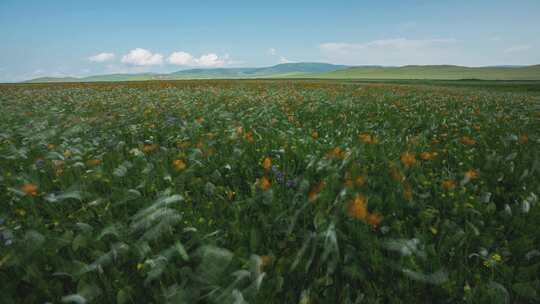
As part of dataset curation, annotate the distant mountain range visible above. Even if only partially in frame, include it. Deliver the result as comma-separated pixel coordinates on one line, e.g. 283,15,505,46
24,63,540,83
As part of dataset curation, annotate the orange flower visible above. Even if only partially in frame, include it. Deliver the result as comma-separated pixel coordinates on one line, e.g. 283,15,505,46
390,166,404,182
465,169,479,180
47,143,56,150
355,175,366,187
260,255,271,267
403,183,413,201
259,176,271,191
400,152,416,168
87,159,102,166
311,131,319,140
347,194,368,220
143,143,158,153
359,132,378,144
245,131,254,143
518,134,529,144
327,147,345,159
308,182,325,202
366,212,383,227
21,183,38,197
196,117,204,124
442,180,456,191
460,136,476,145
173,159,186,171
262,157,272,170
420,151,438,161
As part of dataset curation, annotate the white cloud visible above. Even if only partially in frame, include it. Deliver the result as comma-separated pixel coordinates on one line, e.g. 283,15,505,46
504,45,531,53
197,53,226,67
320,38,458,65
268,48,277,55
168,51,194,65
121,48,163,66
167,51,231,67
88,52,115,62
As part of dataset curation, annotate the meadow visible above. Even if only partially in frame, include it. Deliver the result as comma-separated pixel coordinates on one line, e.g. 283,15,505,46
1,80,539,303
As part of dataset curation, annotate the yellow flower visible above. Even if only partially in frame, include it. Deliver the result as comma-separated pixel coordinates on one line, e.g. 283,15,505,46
518,134,529,144
21,183,38,197
262,157,272,170
400,152,416,168
15,208,27,216
47,143,56,150
173,159,186,171
311,131,319,140
348,194,368,220
63,150,72,158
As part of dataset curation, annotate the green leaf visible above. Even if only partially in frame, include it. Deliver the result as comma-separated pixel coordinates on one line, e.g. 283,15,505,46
512,282,538,300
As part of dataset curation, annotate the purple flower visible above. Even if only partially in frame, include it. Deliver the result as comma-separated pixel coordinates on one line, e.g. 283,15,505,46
35,159,46,168
286,179,298,189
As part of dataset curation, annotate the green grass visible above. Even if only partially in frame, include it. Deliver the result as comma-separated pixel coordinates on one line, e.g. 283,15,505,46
296,65,540,80
1,79,540,303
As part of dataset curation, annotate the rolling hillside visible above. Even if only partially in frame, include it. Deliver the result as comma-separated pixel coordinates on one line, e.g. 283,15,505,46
297,65,540,80
23,63,540,83
24,63,349,83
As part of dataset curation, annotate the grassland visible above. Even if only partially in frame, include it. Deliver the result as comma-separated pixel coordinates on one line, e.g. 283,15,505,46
1,80,540,303
295,65,540,80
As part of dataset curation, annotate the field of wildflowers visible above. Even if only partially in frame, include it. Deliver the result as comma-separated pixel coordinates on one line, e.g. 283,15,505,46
1,80,539,303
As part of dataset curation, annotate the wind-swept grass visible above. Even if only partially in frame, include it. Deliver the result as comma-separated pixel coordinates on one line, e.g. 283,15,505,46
1,80,539,303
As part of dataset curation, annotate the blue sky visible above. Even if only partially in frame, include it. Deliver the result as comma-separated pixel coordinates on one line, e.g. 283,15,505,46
1,0,539,82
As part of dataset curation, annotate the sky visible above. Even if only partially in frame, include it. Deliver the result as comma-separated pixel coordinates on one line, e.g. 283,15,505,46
1,0,539,82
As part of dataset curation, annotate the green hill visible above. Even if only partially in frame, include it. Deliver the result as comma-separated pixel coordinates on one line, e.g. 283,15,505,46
297,65,540,80
24,63,349,82
23,63,540,83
